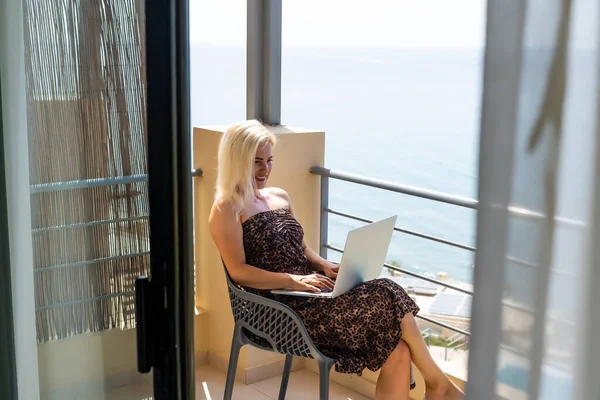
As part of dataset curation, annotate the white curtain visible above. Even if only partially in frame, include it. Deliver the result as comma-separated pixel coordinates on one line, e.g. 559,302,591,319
468,0,600,399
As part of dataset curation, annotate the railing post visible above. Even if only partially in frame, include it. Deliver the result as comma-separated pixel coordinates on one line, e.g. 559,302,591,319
319,174,329,259
247,0,282,125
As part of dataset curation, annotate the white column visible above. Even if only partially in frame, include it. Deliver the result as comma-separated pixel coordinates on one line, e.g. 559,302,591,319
0,0,41,398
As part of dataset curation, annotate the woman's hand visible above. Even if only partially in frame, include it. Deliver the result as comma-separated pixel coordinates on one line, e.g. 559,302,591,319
289,273,335,292
322,262,339,280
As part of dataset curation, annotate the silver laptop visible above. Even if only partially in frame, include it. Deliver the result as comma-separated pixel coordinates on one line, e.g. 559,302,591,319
271,215,397,298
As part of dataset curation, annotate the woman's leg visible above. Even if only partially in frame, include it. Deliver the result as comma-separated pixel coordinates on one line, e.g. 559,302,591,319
376,339,411,400
400,313,463,400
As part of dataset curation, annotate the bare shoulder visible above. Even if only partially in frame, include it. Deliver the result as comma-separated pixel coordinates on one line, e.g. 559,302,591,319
263,187,295,214
265,187,290,201
209,196,235,224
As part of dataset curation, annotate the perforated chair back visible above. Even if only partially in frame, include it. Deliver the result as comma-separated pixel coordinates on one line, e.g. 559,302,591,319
221,261,335,400
222,263,329,360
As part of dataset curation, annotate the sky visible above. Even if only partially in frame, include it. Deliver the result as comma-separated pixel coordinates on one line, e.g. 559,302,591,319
189,0,487,49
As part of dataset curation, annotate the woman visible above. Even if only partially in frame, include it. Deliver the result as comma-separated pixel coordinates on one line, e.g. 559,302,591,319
209,120,464,400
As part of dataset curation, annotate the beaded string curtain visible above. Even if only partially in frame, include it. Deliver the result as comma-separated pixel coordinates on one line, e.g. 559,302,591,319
22,0,150,342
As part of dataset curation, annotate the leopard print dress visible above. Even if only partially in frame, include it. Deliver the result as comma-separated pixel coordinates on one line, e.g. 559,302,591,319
242,208,420,375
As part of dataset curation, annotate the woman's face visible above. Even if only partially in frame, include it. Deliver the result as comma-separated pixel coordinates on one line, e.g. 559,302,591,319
253,142,273,189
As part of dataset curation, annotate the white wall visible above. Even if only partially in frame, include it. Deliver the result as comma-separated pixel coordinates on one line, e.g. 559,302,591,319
37,330,144,398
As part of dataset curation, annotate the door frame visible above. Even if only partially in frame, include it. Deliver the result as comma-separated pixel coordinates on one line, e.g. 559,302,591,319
144,0,195,399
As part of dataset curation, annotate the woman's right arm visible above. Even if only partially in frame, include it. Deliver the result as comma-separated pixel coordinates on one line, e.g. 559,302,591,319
208,200,323,291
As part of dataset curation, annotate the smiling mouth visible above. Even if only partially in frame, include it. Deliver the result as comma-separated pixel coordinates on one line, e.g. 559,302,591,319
255,176,267,182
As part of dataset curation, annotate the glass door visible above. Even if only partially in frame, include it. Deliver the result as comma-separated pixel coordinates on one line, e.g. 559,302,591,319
0,0,194,399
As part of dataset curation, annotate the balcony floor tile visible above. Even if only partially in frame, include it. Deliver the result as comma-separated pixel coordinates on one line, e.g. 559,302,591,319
249,369,371,400
98,364,371,399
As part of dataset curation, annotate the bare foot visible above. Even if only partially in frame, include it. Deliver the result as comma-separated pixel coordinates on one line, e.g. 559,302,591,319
424,380,464,400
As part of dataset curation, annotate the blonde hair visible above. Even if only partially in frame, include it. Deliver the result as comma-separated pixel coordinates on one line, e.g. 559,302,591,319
215,120,277,216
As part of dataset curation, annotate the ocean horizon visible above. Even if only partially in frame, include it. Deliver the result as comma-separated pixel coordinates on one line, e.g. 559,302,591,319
191,45,482,284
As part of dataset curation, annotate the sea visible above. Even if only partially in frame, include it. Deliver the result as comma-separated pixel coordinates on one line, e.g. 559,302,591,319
191,44,484,286
191,45,483,284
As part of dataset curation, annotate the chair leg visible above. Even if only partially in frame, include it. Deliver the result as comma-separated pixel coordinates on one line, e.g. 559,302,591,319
278,355,294,400
224,328,243,400
318,360,334,400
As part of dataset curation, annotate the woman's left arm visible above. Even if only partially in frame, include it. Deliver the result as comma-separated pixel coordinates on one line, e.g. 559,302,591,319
302,241,338,279
302,242,327,272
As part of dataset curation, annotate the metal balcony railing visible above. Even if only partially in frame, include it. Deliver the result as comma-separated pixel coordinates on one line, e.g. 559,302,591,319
30,174,151,315
310,166,475,338
310,165,585,341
